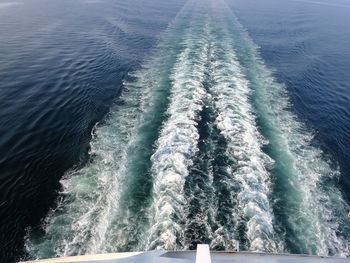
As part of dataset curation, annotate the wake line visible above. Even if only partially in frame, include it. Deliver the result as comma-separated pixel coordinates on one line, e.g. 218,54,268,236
208,29,280,252
214,0,350,256
26,0,350,258
145,20,211,250
143,0,349,255
144,6,281,251
25,3,193,257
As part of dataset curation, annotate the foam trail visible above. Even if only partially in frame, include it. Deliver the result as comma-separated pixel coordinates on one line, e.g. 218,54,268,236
144,19,211,250
208,25,280,252
25,7,191,257
26,0,350,257
25,70,158,257
182,40,217,249
172,2,281,251
26,75,146,257
215,0,350,255
145,3,279,252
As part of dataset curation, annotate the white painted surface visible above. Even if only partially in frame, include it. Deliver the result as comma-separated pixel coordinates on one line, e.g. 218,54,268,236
195,244,211,263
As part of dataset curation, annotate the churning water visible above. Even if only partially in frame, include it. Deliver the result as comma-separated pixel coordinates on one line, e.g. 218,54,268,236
0,0,349,262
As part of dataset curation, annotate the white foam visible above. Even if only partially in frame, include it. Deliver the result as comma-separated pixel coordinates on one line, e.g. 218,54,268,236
25,10,192,257
26,0,349,257
217,1,349,255
207,26,279,252
145,21,211,250
263,81,349,256
25,69,152,257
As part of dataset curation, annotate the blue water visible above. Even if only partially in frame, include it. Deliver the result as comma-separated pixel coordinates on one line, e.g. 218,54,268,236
0,0,185,261
0,0,349,262
230,0,350,201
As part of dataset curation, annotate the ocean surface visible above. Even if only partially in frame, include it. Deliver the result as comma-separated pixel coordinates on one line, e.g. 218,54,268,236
0,0,349,262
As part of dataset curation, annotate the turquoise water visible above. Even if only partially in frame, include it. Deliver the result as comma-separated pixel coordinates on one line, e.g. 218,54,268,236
25,0,350,259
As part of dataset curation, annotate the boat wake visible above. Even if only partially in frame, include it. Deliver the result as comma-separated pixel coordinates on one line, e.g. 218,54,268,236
26,0,350,259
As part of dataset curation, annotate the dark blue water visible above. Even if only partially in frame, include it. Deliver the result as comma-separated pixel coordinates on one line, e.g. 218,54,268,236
229,0,350,201
0,0,185,261
0,0,349,262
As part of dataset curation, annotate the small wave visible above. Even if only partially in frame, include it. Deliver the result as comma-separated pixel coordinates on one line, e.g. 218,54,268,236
290,0,350,8
217,1,350,255
0,2,19,9
25,12,189,257
25,0,350,258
